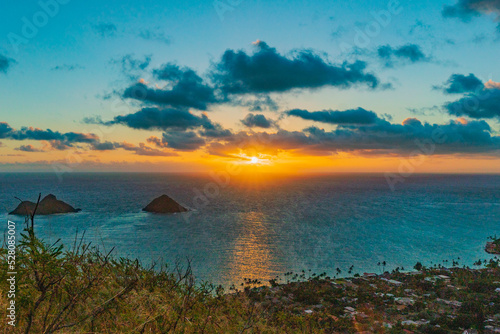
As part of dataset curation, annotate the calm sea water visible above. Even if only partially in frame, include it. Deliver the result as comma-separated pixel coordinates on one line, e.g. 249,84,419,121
0,173,499,288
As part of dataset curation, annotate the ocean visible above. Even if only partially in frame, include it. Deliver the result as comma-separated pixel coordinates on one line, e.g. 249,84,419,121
0,172,499,288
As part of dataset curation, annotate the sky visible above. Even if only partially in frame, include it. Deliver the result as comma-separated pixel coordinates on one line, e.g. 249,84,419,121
0,0,499,173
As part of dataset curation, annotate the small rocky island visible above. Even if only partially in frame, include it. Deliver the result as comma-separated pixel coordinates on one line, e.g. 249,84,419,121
9,194,81,215
142,194,188,213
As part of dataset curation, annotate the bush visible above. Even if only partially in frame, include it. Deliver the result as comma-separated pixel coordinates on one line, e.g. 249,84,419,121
455,300,485,331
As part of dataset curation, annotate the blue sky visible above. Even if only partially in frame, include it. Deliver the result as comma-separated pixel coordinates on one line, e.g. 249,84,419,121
0,0,499,172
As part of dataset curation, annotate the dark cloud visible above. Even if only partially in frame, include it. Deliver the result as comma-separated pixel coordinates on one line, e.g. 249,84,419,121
93,22,117,37
438,73,500,119
207,118,500,156
445,86,500,118
314,118,499,154
285,108,380,125
139,29,171,44
377,44,429,67
159,131,206,151
435,73,483,94
443,0,500,32
51,64,85,71
0,122,13,137
241,113,276,128
0,54,15,74
97,107,215,131
199,123,233,138
123,64,217,110
91,141,117,151
0,122,99,147
0,122,181,156
15,144,44,152
443,0,500,20
86,107,232,151
210,40,380,95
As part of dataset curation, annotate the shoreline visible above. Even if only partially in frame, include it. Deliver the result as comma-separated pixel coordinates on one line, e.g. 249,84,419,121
3,228,500,333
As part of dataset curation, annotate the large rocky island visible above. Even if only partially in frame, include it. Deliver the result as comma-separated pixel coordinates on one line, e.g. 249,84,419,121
9,194,81,215
142,194,188,213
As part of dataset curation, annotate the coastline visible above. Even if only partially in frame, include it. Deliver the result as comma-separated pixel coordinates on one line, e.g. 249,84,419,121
3,227,500,333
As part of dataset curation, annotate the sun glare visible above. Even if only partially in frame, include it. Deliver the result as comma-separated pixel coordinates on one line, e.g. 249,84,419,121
250,156,259,164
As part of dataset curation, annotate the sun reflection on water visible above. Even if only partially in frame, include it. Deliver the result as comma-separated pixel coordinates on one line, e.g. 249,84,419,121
227,211,276,286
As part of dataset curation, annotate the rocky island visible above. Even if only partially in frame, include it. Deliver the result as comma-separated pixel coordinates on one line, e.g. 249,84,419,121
142,194,188,213
9,194,81,215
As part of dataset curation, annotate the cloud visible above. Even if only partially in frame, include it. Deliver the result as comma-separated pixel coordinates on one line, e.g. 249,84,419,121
0,54,15,74
485,79,500,89
206,118,500,156
150,131,206,151
111,54,151,77
408,20,432,36
377,44,429,67
51,64,85,71
81,115,104,125
15,144,45,152
95,107,215,131
443,0,500,31
116,41,385,113
0,122,12,137
231,95,279,112
241,113,276,128
87,107,232,152
118,142,177,156
0,122,99,147
285,108,380,125
90,141,177,157
435,73,483,94
123,64,217,110
0,122,181,157
408,105,440,117
45,140,73,150
198,122,233,138
91,141,117,151
139,29,171,44
439,74,500,119
93,22,117,37
210,40,380,95
445,87,500,118
443,0,500,20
